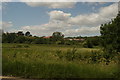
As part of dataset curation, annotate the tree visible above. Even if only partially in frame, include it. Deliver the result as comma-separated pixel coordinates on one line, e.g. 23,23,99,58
2,33,17,43
25,31,31,36
52,32,64,41
17,31,24,36
83,39,93,48
14,36,26,43
100,11,120,53
52,32,64,38
89,36,101,46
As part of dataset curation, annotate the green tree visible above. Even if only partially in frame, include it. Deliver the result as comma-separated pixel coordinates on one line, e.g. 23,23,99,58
100,11,120,53
14,36,26,43
2,33,17,43
17,31,24,36
83,39,93,48
52,32,64,42
25,31,31,36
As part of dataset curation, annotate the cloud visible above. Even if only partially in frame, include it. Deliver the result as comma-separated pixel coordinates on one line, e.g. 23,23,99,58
85,2,107,6
20,0,77,2
2,0,119,2
0,21,13,30
48,10,71,21
2,0,12,2
99,3,118,18
24,2,76,8
64,26,100,36
20,3,118,37
21,20,72,36
69,3,118,27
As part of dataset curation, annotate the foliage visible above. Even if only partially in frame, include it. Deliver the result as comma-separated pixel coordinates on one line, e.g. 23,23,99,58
2,31,65,45
25,31,32,37
17,31,24,36
2,33,17,43
65,47,77,61
100,11,120,53
55,50,63,59
83,39,93,48
14,36,26,43
52,32,64,42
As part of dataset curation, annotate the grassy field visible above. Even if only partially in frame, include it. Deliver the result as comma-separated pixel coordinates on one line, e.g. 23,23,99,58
2,43,119,79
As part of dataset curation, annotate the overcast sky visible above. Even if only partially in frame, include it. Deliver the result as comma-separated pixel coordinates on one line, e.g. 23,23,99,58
1,2,118,37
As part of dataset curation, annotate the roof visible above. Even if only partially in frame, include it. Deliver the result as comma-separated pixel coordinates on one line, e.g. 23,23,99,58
43,36,52,39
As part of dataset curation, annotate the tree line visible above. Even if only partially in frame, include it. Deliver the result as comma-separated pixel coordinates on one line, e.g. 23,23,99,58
2,30,102,48
2,31,63,44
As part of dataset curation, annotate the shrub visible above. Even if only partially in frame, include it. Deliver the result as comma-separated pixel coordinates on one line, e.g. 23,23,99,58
83,40,93,48
56,41,62,45
65,47,77,61
55,50,63,59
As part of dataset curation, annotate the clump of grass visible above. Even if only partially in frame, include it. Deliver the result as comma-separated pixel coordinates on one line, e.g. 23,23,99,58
15,45,23,48
65,47,77,61
13,53,17,58
24,45,29,48
55,50,63,59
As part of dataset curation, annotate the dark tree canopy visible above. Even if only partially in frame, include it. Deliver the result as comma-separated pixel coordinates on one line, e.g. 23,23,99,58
17,31,24,36
100,11,120,53
2,33,17,43
52,32,64,38
25,31,31,36
52,32,64,41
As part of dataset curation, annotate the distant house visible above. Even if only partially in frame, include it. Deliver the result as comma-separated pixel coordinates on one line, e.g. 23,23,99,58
73,38,85,41
65,38,85,41
43,36,52,39
78,39,85,41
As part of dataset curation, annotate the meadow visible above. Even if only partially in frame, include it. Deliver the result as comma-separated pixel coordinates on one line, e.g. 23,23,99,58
2,43,119,79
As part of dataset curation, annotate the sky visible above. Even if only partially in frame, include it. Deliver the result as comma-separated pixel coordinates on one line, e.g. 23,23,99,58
1,2,118,37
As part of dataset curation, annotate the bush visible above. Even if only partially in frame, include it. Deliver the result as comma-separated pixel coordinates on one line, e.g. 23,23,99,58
90,51,99,63
65,47,77,61
55,50,63,59
83,40,93,48
14,36,26,43
56,41,62,45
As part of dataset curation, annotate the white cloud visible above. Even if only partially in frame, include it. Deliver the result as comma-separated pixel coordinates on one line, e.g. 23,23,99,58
20,0,77,2
2,0,119,2
48,10,71,21
64,26,100,36
24,2,76,8
21,20,72,36
20,3,118,36
99,3,118,18
69,3,118,27
0,21,13,30
2,0,12,2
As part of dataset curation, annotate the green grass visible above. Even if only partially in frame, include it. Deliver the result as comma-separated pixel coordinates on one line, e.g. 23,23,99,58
2,43,119,78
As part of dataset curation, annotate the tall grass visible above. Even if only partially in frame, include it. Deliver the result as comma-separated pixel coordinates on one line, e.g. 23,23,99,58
2,43,119,78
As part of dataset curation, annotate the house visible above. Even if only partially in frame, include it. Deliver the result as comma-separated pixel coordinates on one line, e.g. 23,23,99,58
65,38,85,41
43,36,52,39
73,38,85,41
